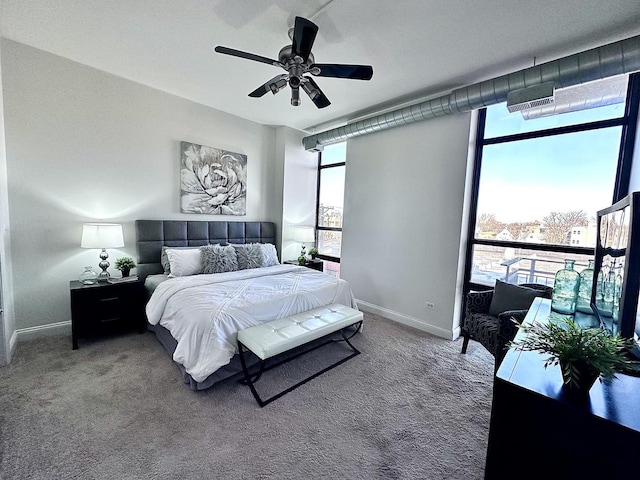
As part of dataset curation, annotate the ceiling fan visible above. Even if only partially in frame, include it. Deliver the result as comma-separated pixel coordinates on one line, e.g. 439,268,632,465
214,16,373,109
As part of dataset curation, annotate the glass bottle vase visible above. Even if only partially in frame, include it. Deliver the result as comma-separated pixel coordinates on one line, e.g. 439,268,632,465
79,266,98,285
551,259,580,314
602,265,615,318
595,270,607,313
576,259,595,314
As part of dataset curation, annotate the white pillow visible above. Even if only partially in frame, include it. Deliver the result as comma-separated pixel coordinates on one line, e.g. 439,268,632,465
166,248,202,277
161,246,201,274
260,243,279,267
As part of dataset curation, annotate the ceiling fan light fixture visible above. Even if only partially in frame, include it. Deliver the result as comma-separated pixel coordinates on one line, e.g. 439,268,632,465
289,75,302,88
269,77,288,94
302,81,320,100
291,87,301,106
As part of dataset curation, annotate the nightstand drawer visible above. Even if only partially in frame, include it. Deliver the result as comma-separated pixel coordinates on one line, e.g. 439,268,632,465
70,280,145,349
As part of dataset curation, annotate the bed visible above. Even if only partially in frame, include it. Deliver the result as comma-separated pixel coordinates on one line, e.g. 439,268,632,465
135,220,359,390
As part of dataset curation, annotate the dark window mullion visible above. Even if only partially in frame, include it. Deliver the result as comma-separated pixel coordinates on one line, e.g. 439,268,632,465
315,151,322,244
483,116,626,146
316,254,341,263
473,238,593,256
613,72,640,202
463,108,487,292
319,162,346,170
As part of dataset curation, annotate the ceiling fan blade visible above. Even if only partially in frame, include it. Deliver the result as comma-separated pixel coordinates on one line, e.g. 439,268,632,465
248,74,289,97
214,46,282,68
302,77,331,109
311,64,373,80
291,16,318,62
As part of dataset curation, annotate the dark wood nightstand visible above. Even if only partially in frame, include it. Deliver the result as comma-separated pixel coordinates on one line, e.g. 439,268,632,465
284,259,324,272
70,280,146,349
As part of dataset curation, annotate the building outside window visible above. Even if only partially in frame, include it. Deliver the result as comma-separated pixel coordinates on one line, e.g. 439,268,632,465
464,73,639,291
316,142,346,277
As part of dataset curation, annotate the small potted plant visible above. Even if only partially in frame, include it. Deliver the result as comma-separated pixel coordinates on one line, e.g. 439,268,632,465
114,256,136,277
297,255,307,266
509,316,637,394
308,247,318,259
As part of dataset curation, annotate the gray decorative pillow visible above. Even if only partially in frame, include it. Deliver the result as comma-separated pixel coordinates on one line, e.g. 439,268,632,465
260,243,279,267
200,244,238,274
161,246,202,274
488,280,541,316
233,243,264,270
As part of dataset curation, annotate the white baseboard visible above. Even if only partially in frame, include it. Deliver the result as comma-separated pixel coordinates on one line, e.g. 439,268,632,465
7,305,463,347
356,300,457,340
15,320,72,343
9,328,18,359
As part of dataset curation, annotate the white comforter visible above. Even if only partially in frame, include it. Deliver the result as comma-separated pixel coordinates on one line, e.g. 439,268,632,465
146,264,358,382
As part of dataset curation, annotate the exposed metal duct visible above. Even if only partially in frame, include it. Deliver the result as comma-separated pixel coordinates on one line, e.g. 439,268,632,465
302,34,640,151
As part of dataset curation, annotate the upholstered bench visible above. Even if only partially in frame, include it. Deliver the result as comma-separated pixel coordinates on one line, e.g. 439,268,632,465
237,303,363,407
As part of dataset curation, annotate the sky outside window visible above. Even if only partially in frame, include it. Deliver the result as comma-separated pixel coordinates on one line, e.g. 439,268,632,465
477,126,621,224
319,142,346,210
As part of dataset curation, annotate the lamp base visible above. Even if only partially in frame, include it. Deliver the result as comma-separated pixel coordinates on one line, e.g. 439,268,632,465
98,248,110,281
97,270,110,281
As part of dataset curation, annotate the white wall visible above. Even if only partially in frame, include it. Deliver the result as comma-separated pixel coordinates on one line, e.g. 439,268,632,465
341,113,472,339
0,35,16,363
277,127,318,262
1,39,278,331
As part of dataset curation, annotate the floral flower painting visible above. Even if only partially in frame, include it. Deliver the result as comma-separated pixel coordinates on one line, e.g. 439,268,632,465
180,141,247,215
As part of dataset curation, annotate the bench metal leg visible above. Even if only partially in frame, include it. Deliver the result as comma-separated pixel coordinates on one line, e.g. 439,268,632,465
238,342,267,407
237,320,362,408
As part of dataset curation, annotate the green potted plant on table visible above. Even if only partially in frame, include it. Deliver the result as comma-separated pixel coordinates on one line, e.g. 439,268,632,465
114,256,136,277
308,247,318,259
509,316,637,394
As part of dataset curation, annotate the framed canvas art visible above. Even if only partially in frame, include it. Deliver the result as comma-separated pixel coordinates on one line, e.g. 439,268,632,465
180,141,247,215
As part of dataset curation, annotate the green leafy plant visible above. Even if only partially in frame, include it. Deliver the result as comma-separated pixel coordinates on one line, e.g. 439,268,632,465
308,247,318,258
114,256,136,271
297,255,307,266
509,316,637,389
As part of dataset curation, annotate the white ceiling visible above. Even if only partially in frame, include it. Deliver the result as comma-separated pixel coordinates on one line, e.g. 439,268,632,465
2,0,640,133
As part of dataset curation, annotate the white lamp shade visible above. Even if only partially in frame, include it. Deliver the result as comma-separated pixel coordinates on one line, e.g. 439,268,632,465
293,226,315,243
81,223,124,249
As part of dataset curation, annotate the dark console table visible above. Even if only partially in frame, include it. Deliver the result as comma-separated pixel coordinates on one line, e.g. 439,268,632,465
485,297,640,480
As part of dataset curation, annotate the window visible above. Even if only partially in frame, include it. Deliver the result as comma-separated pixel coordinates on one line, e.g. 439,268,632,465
316,142,346,277
464,74,639,291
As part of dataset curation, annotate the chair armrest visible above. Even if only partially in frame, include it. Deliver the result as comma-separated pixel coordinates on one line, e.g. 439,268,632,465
465,290,494,317
497,309,528,345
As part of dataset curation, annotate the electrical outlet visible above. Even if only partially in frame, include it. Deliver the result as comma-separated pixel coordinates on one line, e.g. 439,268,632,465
426,302,435,309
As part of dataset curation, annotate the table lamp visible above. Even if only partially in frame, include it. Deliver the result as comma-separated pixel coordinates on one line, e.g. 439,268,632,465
81,223,124,281
293,226,315,257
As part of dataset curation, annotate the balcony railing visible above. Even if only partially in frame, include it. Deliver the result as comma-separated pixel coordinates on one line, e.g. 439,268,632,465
472,256,590,287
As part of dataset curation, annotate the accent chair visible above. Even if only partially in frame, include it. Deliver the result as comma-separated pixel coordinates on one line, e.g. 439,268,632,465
460,280,553,369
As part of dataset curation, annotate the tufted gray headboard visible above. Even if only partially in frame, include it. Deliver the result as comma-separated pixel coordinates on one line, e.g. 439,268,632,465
135,220,276,280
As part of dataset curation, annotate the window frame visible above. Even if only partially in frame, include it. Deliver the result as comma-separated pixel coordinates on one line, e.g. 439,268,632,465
315,152,345,264
463,73,640,293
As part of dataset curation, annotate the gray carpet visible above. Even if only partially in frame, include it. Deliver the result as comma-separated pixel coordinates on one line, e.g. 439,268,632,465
0,313,494,480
